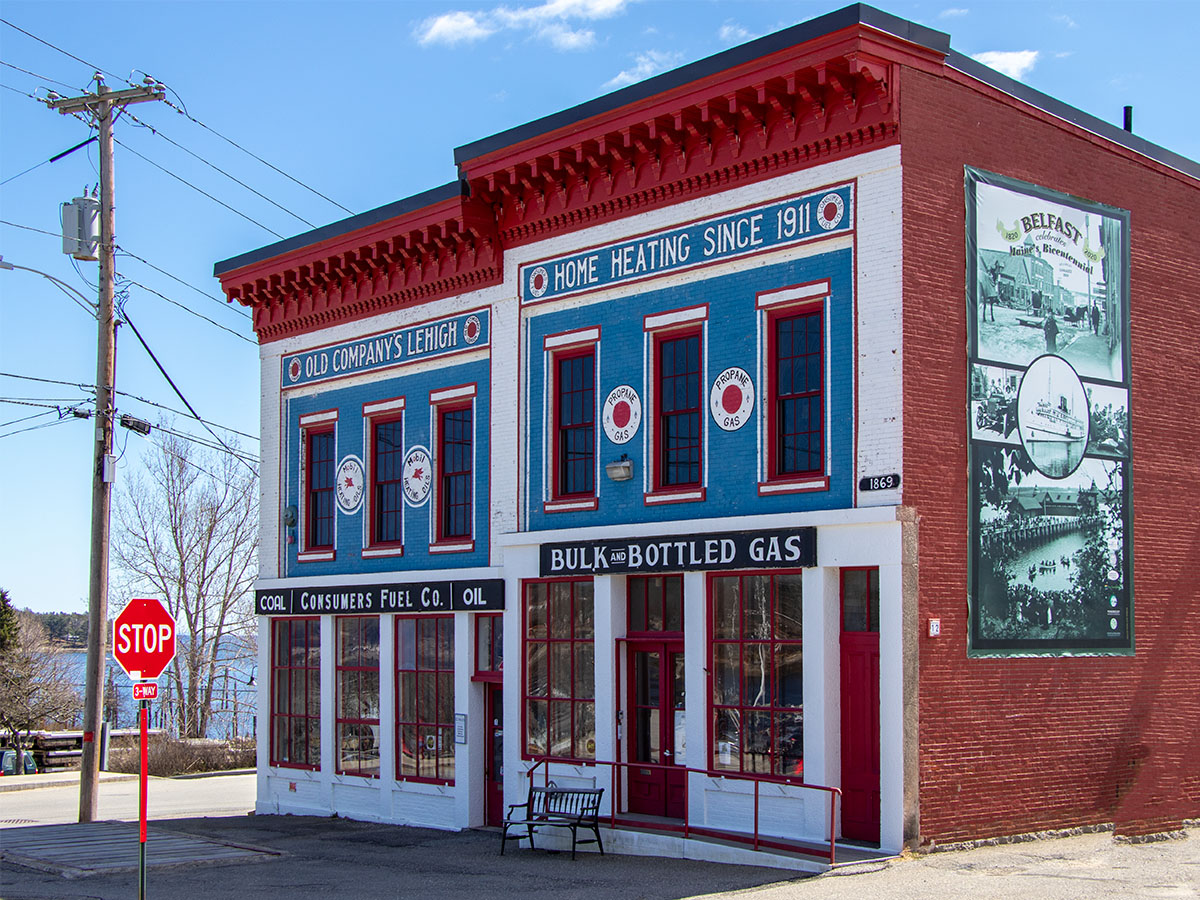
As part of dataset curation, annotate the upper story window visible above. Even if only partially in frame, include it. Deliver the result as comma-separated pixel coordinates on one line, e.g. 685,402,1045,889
543,327,600,514
556,350,595,497
644,304,707,504
270,617,320,770
299,409,338,561
363,397,405,557
430,384,476,552
757,282,829,494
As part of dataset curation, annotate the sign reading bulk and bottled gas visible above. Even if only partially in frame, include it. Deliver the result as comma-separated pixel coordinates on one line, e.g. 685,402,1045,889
540,526,816,576
966,168,1132,656
255,578,503,615
520,184,853,304
281,308,489,389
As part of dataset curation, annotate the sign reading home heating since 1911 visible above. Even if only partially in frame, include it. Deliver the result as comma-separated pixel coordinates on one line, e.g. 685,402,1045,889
281,310,489,389
521,185,853,304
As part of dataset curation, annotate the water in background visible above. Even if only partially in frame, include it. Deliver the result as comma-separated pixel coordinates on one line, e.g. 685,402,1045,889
63,645,256,739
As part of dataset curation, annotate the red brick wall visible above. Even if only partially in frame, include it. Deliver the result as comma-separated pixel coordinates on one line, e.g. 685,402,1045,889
901,66,1200,843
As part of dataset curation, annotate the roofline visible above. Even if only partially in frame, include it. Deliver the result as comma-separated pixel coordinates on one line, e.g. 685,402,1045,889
452,4,949,166
213,181,462,277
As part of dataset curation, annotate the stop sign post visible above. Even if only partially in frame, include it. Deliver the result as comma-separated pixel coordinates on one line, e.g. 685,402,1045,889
111,597,175,900
112,597,177,680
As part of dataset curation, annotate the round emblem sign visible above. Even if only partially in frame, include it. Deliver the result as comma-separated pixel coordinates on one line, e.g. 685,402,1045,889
528,266,550,298
709,367,754,431
287,358,302,383
602,385,642,445
464,314,481,344
816,192,845,230
335,456,365,514
402,446,433,506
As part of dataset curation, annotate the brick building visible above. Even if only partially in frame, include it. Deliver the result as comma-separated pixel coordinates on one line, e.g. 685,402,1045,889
215,4,1200,868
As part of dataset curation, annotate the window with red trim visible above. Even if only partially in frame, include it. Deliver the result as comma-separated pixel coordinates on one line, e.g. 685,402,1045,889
710,573,803,776
438,405,472,540
396,615,455,783
306,428,335,549
628,575,683,634
555,350,595,498
524,580,594,760
474,613,503,680
270,617,320,769
371,416,404,546
335,616,379,777
656,331,702,487
770,308,824,479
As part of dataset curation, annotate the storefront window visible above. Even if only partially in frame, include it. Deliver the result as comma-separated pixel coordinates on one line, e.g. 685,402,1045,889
270,617,320,769
710,573,803,776
396,615,455,783
524,580,595,760
336,616,380,777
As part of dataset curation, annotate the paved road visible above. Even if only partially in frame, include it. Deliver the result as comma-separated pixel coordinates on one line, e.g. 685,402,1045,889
2,774,1197,899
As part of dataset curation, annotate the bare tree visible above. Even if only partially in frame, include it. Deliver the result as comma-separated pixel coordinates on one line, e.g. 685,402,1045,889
113,430,258,739
0,604,81,758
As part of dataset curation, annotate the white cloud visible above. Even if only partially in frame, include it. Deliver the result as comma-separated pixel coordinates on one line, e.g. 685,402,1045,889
972,49,1040,80
418,0,627,50
415,11,497,46
1053,13,1078,29
604,49,684,89
939,7,969,17
718,21,755,43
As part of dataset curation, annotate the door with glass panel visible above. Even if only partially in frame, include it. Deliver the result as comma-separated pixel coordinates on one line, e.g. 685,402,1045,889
626,576,686,819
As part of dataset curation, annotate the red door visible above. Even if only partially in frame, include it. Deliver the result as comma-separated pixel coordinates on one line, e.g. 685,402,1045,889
840,568,881,844
627,643,686,818
484,685,504,826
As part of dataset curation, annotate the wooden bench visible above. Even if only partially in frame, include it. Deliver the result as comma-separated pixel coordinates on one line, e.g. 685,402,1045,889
500,785,605,859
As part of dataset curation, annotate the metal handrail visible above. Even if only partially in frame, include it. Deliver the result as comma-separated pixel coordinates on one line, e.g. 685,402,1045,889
523,755,841,864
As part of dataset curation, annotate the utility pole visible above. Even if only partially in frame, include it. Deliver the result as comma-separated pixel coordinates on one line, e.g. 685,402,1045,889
48,75,163,824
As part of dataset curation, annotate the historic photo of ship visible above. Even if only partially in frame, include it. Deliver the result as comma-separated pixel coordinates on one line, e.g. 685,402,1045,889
1017,355,1089,478
974,448,1126,644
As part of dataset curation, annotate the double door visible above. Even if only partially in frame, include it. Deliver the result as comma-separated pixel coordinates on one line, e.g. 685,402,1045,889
626,642,686,819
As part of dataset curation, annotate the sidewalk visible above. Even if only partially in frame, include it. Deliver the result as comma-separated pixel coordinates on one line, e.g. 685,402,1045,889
2,773,1197,899
0,769,137,793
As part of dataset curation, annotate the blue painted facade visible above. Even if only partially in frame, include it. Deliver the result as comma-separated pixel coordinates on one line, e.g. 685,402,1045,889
283,355,491,576
524,249,855,531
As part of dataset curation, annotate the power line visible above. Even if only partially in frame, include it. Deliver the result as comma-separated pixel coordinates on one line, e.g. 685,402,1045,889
157,95,354,216
0,372,258,442
0,18,124,84
114,137,284,238
0,218,61,238
0,416,76,440
124,110,317,229
121,310,258,476
0,408,56,428
119,275,256,343
116,244,252,320
155,422,259,464
0,58,77,90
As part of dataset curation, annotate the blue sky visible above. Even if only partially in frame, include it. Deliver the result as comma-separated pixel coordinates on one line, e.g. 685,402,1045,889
1,1,1196,614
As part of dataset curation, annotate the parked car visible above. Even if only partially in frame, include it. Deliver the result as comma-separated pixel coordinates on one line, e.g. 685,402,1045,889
0,748,38,776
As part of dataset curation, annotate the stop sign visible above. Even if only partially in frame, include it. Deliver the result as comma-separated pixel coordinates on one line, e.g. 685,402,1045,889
112,597,177,680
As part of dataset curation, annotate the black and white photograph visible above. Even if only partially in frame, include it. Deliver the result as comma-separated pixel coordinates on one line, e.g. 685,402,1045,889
1016,355,1089,478
973,450,1127,649
967,170,1133,654
971,178,1126,383
970,364,1021,445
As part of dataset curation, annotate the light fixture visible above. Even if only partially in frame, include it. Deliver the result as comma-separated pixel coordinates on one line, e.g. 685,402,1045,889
282,505,299,527
605,454,634,482
118,413,152,436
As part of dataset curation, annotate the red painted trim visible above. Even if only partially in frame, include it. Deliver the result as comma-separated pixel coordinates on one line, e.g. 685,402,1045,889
474,611,503,680
543,325,601,350
643,487,706,506
268,616,321,771
544,497,599,513
649,325,705,492
297,549,336,563
548,342,599,504
303,423,336,553
756,476,830,495
763,303,826,484
754,278,831,308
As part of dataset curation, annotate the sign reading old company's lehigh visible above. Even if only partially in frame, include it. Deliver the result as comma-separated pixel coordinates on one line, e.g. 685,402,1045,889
540,527,817,576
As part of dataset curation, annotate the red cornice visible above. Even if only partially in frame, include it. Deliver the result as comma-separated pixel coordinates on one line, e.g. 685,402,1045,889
218,24,925,344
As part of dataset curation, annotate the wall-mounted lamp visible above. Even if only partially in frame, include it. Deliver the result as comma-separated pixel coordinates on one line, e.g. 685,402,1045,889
282,505,298,527
605,454,634,482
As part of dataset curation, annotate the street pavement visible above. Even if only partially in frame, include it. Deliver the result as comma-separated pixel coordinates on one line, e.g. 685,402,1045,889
2,772,1197,899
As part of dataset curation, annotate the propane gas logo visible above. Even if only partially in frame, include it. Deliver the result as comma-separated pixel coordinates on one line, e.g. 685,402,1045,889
464,315,481,344
709,367,754,431
288,358,302,383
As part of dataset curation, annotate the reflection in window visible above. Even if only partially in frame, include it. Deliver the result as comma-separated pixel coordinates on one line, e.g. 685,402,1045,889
396,615,455,783
270,617,320,769
710,574,803,776
524,580,594,760
336,616,380,777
